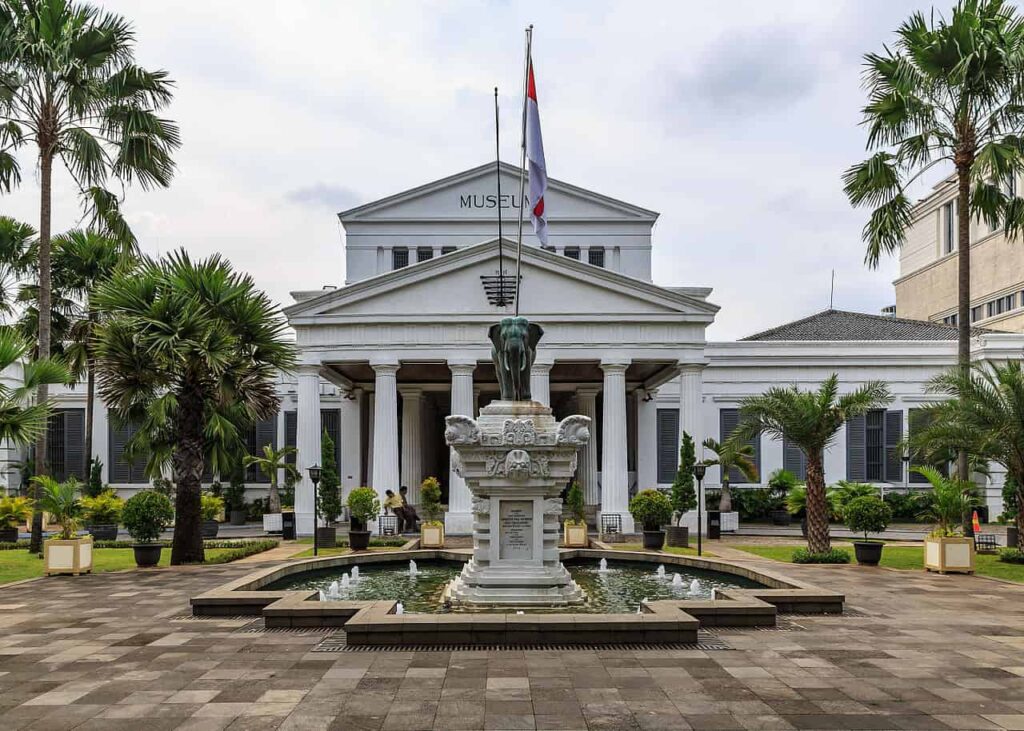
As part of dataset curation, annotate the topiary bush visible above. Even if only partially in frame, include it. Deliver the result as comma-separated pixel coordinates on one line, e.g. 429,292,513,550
346,487,381,529
318,429,343,523
670,432,698,524
792,548,850,564
564,482,585,525
420,476,443,525
122,491,174,544
629,489,673,531
844,495,892,540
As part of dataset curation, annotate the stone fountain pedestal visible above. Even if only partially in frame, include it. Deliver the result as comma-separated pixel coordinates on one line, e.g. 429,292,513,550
443,400,590,606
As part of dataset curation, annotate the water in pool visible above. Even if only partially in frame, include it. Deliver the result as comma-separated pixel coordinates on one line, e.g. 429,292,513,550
265,559,763,614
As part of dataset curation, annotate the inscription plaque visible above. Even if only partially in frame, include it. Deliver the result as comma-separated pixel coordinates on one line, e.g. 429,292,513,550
499,500,534,561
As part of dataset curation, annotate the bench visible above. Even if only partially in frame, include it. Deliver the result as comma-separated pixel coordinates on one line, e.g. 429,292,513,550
974,533,998,552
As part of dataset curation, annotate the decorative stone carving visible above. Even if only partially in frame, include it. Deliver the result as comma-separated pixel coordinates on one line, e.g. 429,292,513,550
504,419,536,445
471,497,489,515
556,415,591,446
445,415,480,445
450,451,464,479
504,449,531,480
543,497,563,516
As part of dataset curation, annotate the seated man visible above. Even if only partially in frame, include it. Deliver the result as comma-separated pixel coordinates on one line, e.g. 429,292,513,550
383,489,404,534
398,485,420,532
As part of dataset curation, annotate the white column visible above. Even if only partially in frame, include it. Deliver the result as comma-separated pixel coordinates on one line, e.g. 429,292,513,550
93,397,110,485
473,387,481,418
530,358,554,406
636,389,658,490
433,246,443,260
446,359,475,534
275,407,286,489
295,364,322,536
600,359,634,534
371,360,400,520
576,386,600,507
399,386,423,503
365,393,375,486
678,365,704,455
340,388,362,500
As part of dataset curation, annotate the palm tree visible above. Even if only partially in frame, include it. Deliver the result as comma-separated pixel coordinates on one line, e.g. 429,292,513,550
92,251,295,564
736,375,891,553
911,361,1024,548
843,0,1024,480
0,0,179,550
0,217,35,321
244,445,300,515
701,436,758,514
32,474,81,539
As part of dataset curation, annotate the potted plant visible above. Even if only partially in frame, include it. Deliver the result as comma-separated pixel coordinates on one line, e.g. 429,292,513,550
629,489,673,551
200,494,224,538
80,489,123,541
0,495,31,543
844,495,892,565
316,429,343,548
244,445,299,534
419,476,444,548
563,482,588,547
767,469,799,526
666,433,698,546
225,468,247,526
122,490,174,567
346,487,380,551
702,436,758,532
37,477,92,576
915,467,978,574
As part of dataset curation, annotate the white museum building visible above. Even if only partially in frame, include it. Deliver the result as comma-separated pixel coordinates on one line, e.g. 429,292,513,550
38,163,1024,535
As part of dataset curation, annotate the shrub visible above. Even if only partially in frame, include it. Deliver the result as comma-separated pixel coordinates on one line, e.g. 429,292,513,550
200,494,224,521
122,491,174,543
732,488,783,521
786,485,806,516
152,477,175,501
564,482,585,525
224,469,246,512
317,429,343,524
999,475,1019,523
829,481,878,521
629,489,673,531
420,477,442,525
202,539,279,564
80,489,124,525
792,548,850,564
999,548,1024,564
670,432,698,523
85,458,104,498
883,491,917,521
0,495,32,528
346,487,381,528
35,476,83,540
704,489,722,511
844,495,892,540
767,468,801,498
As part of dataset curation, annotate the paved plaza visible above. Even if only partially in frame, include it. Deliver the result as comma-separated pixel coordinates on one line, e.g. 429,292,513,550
3,553,1024,731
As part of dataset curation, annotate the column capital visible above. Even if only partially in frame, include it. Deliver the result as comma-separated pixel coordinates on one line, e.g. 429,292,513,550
370,357,400,374
296,363,321,377
531,358,554,372
600,359,630,373
448,360,476,376
678,363,706,375
397,385,422,398
576,384,601,397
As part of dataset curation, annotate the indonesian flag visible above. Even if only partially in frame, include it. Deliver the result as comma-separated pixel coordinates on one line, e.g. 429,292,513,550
526,57,548,244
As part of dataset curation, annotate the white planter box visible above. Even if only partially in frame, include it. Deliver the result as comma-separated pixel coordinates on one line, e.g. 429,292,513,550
925,536,975,574
263,513,282,533
44,536,93,576
420,524,444,548
720,511,739,532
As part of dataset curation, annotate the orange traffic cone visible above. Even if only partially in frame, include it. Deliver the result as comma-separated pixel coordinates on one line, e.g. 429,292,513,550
972,510,982,535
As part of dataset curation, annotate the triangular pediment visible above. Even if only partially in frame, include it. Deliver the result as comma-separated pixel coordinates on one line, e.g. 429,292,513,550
338,162,658,223
286,239,717,324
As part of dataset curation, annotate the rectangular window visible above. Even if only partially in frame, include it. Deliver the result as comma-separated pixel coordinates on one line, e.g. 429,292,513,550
656,409,680,484
971,306,983,322
46,409,86,483
943,201,956,254
416,247,433,263
908,408,950,483
588,247,606,268
719,409,760,484
392,247,409,269
847,409,902,482
108,420,149,484
441,246,457,255
782,436,808,481
943,313,958,326
564,247,580,260
245,416,278,483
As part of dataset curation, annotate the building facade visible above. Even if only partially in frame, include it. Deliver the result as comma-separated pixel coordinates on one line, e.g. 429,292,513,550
33,164,1024,535
895,173,1024,331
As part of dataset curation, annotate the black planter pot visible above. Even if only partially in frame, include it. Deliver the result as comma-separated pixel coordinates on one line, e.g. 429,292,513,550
769,510,791,527
316,526,337,548
0,526,17,543
1008,525,1019,549
349,530,370,551
642,530,665,551
132,543,162,567
200,520,219,539
87,524,118,541
665,525,689,548
853,541,883,566
229,510,247,526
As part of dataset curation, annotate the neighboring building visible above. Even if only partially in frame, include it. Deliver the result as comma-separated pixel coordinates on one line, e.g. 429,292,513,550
895,173,1024,331
35,164,1024,535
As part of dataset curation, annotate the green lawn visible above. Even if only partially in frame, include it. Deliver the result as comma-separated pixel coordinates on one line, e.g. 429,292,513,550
609,543,709,557
0,546,259,585
732,544,1024,583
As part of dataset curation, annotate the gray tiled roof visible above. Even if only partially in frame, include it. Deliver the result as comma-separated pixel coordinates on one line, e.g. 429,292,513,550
740,309,994,342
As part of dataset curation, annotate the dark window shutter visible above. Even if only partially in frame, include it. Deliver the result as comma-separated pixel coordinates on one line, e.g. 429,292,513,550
656,409,680,484
321,409,341,469
64,409,85,481
846,414,866,481
782,436,807,481
884,410,903,483
246,415,278,483
109,420,146,484
47,412,66,481
720,408,760,484
284,411,297,465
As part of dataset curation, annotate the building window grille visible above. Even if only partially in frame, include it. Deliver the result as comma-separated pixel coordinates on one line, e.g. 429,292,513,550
943,201,956,254
392,247,409,269
588,247,606,268
441,246,456,255
416,247,433,263
987,293,1016,318
564,247,580,260
942,314,957,326
846,409,902,483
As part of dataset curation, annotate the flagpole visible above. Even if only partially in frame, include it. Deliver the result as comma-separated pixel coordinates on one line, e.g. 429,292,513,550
494,87,505,306
514,24,533,317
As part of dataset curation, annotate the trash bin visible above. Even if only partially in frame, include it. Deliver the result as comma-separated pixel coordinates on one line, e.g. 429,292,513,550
707,510,721,540
281,510,296,540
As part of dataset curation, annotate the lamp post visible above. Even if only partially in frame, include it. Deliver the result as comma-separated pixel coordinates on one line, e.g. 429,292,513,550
693,462,707,557
902,452,911,493
308,464,322,557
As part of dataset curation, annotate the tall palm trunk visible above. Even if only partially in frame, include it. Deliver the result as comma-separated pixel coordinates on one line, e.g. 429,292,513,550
1016,484,1024,550
805,451,830,553
955,154,973,482
268,475,280,514
170,380,205,564
29,149,53,553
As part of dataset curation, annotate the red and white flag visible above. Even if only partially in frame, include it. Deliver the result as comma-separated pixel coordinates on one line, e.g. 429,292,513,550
525,57,548,244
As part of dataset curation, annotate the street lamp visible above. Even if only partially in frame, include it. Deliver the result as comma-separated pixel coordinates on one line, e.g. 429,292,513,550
308,464,322,557
693,462,707,557
902,452,911,493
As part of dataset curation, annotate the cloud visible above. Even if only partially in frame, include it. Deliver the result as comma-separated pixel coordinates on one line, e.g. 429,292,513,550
285,183,362,212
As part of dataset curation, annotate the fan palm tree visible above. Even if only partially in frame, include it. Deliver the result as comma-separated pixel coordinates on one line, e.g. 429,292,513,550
0,217,35,321
244,445,299,515
843,0,1024,480
701,436,758,514
911,361,1024,548
92,251,295,564
735,375,891,553
1,0,179,551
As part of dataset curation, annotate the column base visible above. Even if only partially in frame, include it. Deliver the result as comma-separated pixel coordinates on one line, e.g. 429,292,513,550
296,512,314,537
444,511,473,535
597,510,635,537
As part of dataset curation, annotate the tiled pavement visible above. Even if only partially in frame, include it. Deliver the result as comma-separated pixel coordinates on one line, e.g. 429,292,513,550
3,558,1024,730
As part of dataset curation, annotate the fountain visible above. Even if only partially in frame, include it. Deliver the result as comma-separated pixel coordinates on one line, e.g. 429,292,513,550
409,560,418,578
671,573,684,589
655,564,666,579
598,558,609,573
340,573,351,590
395,602,404,615
690,579,701,594
351,565,359,581
328,579,341,596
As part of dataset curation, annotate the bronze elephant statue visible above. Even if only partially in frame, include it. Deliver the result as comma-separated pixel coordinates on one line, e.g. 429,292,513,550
488,316,543,402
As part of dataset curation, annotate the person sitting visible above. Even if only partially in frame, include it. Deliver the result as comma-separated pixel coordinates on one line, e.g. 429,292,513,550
398,485,420,532
383,489,404,534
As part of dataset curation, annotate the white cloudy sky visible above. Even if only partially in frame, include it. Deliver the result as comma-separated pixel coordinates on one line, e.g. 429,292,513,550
2,0,938,340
